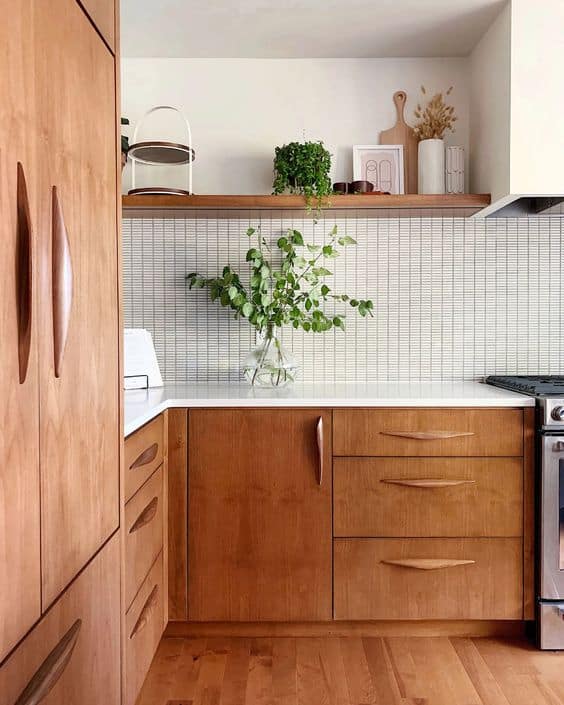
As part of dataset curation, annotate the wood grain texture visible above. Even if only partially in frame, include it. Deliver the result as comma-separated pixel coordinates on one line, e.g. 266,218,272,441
0,0,41,661
124,465,164,610
36,0,119,608
168,409,188,621
379,90,419,194
0,533,121,705
77,0,116,51
137,635,564,705
334,457,523,537
165,620,526,639
523,407,536,621
125,552,165,705
125,414,164,502
122,193,491,211
188,409,333,621
334,538,523,620
333,408,524,456
50,186,73,379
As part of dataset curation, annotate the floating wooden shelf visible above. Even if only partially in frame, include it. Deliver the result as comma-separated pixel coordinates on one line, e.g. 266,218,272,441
122,193,491,215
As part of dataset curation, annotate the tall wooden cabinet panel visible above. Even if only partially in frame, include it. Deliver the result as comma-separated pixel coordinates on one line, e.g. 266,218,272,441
0,0,42,661
79,0,116,51
188,409,333,621
35,0,120,607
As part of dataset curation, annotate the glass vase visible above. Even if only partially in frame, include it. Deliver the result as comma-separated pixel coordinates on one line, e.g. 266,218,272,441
243,326,299,388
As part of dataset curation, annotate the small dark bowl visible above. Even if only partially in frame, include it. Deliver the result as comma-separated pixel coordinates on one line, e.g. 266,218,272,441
349,180,374,194
332,182,349,194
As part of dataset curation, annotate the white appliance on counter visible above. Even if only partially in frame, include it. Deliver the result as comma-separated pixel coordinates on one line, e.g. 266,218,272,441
124,329,163,390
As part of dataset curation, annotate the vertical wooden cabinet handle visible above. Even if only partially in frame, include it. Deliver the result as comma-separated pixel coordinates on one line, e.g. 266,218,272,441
14,619,82,705
16,162,33,384
51,186,72,378
316,416,323,486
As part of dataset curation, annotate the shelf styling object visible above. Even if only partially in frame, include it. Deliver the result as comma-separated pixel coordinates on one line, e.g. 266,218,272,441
121,117,130,171
379,91,418,194
414,86,457,195
128,105,194,196
187,226,374,388
446,146,465,194
272,141,332,209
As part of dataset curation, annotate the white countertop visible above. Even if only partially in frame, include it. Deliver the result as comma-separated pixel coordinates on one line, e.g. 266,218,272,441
124,381,533,437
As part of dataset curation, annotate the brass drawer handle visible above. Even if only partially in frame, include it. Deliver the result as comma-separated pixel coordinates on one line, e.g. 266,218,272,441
129,496,159,534
14,619,82,705
381,478,476,488
16,163,33,384
130,585,159,639
380,431,475,440
382,558,475,570
130,442,159,469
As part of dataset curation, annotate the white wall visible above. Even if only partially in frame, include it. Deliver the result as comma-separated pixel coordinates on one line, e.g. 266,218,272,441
469,2,511,201
510,0,564,196
121,58,469,195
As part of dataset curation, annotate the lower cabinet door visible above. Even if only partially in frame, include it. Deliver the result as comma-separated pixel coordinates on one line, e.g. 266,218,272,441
125,552,165,705
334,537,523,620
0,532,121,705
188,409,333,621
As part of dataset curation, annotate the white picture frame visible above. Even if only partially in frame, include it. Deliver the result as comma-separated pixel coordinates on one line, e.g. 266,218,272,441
353,144,405,195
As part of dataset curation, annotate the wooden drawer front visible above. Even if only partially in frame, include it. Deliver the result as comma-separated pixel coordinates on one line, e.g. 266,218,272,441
124,466,164,609
0,533,120,705
125,415,164,503
333,408,523,457
334,538,523,620
125,552,165,705
334,457,523,537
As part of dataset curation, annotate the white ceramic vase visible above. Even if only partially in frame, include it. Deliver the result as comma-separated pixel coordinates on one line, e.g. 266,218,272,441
418,138,445,194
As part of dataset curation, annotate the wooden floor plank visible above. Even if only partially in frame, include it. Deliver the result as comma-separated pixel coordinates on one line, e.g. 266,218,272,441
136,636,564,705
245,638,273,705
272,638,298,705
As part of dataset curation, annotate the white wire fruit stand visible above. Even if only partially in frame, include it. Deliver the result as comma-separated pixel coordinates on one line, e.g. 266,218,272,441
128,105,194,196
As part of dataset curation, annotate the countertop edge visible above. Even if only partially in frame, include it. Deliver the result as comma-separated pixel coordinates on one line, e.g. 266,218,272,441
124,392,535,438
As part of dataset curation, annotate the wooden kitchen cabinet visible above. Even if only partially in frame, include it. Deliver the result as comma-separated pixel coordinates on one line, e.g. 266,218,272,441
0,532,121,705
0,0,42,661
35,0,120,607
79,0,116,51
188,408,333,621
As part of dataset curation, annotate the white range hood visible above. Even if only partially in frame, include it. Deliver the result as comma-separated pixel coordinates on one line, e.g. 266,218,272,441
470,0,564,217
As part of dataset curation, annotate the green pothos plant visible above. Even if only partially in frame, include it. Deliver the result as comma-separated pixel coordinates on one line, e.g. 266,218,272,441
273,141,332,209
187,226,373,385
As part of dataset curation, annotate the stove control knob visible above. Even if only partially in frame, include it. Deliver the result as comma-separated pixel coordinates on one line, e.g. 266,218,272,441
552,406,564,421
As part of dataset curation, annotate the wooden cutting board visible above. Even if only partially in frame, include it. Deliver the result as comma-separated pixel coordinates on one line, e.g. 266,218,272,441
379,90,418,194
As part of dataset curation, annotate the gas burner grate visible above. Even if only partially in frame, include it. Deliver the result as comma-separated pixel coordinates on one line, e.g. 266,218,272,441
487,375,564,396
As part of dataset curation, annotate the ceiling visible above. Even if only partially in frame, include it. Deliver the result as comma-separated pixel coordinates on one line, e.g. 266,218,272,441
121,0,506,59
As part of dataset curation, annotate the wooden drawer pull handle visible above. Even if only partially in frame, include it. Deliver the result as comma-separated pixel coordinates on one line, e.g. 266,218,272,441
380,431,475,440
16,163,33,385
14,619,82,705
382,558,475,570
316,417,323,486
130,586,159,640
129,497,159,534
382,478,476,488
130,443,159,469
52,186,73,379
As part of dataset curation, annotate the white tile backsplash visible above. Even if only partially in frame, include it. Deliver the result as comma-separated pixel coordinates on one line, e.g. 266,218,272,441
123,212,564,383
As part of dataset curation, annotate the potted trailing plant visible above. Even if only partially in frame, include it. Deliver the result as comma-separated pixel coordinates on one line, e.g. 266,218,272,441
413,86,457,194
187,226,373,387
273,141,332,208
121,117,130,170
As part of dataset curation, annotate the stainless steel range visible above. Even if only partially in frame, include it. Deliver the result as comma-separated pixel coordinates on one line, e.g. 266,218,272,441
487,375,564,649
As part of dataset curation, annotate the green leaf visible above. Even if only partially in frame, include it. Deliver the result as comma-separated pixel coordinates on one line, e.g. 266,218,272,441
312,267,332,277
277,237,288,249
246,227,256,237
260,264,270,279
307,244,321,253
322,245,333,256
333,316,345,330
321,284,330,296
305,298,312,311
246,248,260,262
338,235,357,246
228,286,238,301
350,299,359,307
242,302,254,318
291,231,304,246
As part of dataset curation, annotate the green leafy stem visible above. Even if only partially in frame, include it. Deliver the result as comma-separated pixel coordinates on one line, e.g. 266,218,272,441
186,226,374,334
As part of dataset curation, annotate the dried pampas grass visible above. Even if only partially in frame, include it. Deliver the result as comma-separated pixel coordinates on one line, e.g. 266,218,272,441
413,85,457,140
